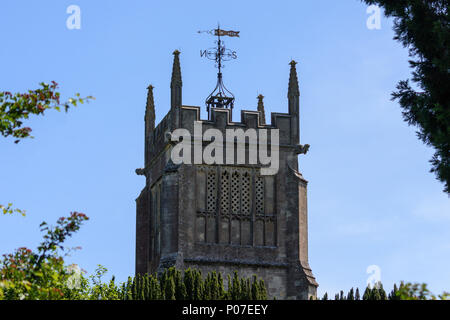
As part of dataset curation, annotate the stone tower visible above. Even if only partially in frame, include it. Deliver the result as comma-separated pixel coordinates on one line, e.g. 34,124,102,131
135,51,318,299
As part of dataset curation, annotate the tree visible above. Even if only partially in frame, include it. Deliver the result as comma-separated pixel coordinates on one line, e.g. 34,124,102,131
378,283,387,300
347,287,355,300
0,82,93,215
396,281,449,300
363,286,371,300
361,0,450,193
0,212,89,299
0,81,93,143
258,279,267,300
230,271,241,300
371,287,382,300
389,283,400,300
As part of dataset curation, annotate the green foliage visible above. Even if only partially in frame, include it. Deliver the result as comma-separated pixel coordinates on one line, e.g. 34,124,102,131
230,271,241,300
355,288,360,300
0,203,25,216
327,281,449,300
347,288,354,300
0,212,89,300
0,81,94,143
396,281,450,300
1,262,268,300
84,268,268,301
361,0,450,193
0,81,94,300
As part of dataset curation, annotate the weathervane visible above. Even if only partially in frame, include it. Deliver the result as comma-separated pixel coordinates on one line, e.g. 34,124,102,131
198,25,239,118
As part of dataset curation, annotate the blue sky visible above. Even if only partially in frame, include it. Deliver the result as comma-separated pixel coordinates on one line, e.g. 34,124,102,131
0,1,449,297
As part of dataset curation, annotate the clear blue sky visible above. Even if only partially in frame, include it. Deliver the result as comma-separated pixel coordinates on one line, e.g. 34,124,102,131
1,0,449,297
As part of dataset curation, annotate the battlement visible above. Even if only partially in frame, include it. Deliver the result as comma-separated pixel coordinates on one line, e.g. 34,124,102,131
146,103,298,174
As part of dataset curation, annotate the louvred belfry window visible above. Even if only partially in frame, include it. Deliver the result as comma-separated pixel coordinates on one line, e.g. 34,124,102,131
195,166,276,247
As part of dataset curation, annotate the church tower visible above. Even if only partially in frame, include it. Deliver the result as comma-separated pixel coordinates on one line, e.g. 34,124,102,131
136,46,318,299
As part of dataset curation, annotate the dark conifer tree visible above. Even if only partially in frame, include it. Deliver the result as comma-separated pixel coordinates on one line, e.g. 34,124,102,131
347,288,354,300
372,287,381,300
217,272,226,299
251,275,259,300
258,279,267,300
363,287,371,300
362,0,450,193
230,271,241,300
355,288,361,300
378,283,387,300
184,268,194,300
193,270,204,300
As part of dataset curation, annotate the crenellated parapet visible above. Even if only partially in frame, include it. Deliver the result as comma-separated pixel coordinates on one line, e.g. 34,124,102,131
178,106,298,147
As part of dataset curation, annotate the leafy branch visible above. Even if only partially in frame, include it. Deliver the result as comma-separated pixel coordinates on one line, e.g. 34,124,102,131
0,203,26,216
0,81,94,143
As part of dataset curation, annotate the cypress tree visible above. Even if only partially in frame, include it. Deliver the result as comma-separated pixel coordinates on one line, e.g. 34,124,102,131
363,287,371,300
379,283,387,300
158,270,166,299
134,275,139,300
149,274,161,300
347,288,354,300
132,276,137,300
159,269,171,300
209,271,219,300
258,279,267,300
217,272,226,300
241,278,251,300
226,274,232,300
231,271,241,300
240,278,247,300
389,283,399,300
175,269,186,300
373,289,381,300
165,277,176,300
193,270,204,300
120,282,126,300
203,273,211,300
251,275,259,300
143,274,150,300
139,282,145,300
355,288,360,300
322,292,328,300
369,287,375,300
125,276,132,300
184,268,194,300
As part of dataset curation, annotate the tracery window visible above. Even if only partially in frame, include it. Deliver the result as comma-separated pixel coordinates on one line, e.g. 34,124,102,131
196,166,276,247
